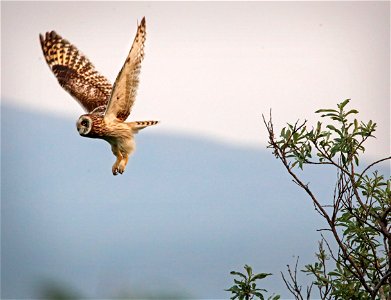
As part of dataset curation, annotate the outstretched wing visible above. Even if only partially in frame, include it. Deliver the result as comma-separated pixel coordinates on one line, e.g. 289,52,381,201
40,31,112,113
104,17,146,122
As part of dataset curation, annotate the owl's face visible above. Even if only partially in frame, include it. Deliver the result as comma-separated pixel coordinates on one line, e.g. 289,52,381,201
76,115,92,136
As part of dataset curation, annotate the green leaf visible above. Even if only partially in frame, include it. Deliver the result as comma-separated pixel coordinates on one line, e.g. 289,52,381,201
341,153,346,165
251,273,272,281
244,265,253,277
345,109,359,116
316,121,322,133
354,155,359,166
226,286,241,292
254,292,265,300
285,129,292,139
280,128,286,138
230,271,247,279
339,99,350,109
315,109,338,114
293,132,299,142
326,125,342,135
320,113,339,118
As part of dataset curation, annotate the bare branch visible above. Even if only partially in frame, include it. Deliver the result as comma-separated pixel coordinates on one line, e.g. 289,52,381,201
281,257,305,300
358,156,391,180
373,269,391,296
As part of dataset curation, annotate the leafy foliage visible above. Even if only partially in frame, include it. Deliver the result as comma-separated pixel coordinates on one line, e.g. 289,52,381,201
263,99,390,300
226,265,280,300
274,99,377,169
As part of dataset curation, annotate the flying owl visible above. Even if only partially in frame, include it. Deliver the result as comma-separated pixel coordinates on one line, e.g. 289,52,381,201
40,17,158,175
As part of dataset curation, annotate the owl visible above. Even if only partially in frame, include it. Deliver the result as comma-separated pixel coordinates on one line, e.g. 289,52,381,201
40,17,158,175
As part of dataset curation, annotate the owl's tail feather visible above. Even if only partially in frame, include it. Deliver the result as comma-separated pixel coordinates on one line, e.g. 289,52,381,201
129,120,159,133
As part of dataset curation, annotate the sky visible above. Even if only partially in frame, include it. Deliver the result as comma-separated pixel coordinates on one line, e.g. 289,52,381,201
2,1,390,159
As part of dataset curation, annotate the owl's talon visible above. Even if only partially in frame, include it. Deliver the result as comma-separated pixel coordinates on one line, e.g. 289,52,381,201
112,165,119,175
117,161,127,174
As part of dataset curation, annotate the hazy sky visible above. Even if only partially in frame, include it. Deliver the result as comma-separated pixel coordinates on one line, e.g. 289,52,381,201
2,1,390,159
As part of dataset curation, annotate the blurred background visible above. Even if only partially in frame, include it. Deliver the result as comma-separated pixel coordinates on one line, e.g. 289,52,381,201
1,2,389,299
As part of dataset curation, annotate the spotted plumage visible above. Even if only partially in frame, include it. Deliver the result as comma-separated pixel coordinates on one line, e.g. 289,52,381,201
40,31,112,112
40,17,159,175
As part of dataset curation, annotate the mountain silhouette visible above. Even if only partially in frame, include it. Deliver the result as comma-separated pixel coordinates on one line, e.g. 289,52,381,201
3,104,338,298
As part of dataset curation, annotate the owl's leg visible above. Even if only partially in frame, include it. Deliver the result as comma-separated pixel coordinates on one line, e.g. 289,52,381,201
111,147,123,176
117,154,129,174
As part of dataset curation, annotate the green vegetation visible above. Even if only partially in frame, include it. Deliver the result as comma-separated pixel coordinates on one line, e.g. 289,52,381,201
226,265,280,300
229,100,390,300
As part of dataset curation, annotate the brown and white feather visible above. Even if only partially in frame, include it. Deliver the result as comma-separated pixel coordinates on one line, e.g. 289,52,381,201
104,17,146,122
40,31,112,113
41,18,157,176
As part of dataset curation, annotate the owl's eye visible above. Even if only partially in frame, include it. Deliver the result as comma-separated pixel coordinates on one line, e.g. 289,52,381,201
81,120,88,127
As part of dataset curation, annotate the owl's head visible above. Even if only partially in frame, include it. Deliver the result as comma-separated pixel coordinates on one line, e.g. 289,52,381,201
76,115,93,136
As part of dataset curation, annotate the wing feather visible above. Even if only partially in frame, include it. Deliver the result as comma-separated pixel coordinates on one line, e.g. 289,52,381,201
104,17,146,122
40,31,112,113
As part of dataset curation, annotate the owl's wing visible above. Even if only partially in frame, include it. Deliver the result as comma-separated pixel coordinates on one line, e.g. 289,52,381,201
104,17,146,122
40,31,112,113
